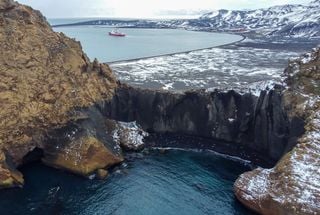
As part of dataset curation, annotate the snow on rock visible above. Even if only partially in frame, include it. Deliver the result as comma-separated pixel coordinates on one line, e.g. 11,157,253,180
106,119,148,151
198,1,320,38
234,48,320,215
228,118,235,123
284,48,320,95
288,48,320,66
235,106,320,214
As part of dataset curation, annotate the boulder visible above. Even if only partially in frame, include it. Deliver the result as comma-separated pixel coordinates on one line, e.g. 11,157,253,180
42,106,123,176
0,152,24,188
96,169,109,180
42,135,122,176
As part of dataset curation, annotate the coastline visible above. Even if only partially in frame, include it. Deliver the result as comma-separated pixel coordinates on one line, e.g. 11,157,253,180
107,33,246,64
52,23,245,64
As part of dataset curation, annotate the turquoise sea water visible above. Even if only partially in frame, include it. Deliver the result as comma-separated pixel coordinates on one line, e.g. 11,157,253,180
0,150,254,215
52,25,242,62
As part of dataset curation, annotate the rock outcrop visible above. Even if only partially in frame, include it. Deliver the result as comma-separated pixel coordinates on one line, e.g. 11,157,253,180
0,0,121,187
0,151,23,188
42,135,122,176
102,84,304,166
234,48,320,214
105,119,148,151
42,106,124,176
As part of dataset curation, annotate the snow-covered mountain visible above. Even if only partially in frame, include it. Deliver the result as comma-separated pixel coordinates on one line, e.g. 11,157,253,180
197,0,320,37
53,0,320,38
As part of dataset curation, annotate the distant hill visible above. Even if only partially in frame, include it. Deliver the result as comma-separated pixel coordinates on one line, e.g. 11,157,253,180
198,0,320,37
53,0,320,38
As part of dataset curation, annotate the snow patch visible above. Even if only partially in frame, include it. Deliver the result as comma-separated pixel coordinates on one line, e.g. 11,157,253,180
111,121,148,151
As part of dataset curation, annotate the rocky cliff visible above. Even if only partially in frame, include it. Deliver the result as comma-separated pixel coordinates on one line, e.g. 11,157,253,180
102,83,304,166
0,0,122,188
234,48,320,214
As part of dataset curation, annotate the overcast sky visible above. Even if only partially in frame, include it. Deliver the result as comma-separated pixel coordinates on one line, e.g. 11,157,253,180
17,0,312,18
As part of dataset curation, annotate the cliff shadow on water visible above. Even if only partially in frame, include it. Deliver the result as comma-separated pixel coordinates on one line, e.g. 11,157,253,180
98,83,305,167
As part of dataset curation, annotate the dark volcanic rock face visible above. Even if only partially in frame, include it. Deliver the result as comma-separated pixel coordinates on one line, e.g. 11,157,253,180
101,84,304,165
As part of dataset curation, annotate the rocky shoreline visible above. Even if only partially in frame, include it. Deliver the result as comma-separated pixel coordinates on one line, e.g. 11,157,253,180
0,0,319,214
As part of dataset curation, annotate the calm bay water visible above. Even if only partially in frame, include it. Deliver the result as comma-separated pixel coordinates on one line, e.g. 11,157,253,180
52,25,242,62
0,150,254,215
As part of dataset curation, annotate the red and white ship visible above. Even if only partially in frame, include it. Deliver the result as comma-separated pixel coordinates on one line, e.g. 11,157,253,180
108,29,126,37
